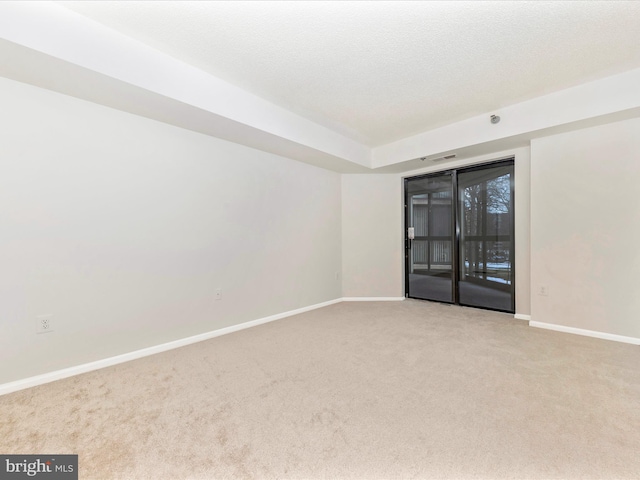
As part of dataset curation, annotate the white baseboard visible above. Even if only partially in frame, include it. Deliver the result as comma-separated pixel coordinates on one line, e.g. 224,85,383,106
342,297,405,302
0,298,342,396
514,314,531,321
529,321,640,345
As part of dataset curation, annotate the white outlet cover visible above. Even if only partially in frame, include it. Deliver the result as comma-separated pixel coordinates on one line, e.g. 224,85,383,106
36,314,54,334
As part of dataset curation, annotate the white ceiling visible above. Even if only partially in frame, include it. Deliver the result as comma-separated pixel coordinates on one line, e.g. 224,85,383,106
57,0,640,148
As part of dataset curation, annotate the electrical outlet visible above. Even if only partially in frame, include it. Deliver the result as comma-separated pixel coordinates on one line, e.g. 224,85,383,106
538,285,548,296
215,288,222,301
36,314,54,334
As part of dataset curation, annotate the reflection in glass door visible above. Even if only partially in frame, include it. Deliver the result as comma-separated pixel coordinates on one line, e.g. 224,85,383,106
405,173,454,303
404,159,515,313
458,163,514,312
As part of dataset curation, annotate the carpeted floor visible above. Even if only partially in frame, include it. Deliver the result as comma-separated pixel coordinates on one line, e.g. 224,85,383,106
1,300,639,479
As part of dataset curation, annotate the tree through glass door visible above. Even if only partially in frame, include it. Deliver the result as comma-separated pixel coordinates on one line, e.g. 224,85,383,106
458,163,514,311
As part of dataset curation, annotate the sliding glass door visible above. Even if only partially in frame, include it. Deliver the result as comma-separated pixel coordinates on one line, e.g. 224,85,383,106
405,172,455,303
404,159,514,313
458,163,514,311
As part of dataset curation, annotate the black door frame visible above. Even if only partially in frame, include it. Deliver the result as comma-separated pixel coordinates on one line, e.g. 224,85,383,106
404,158,515,313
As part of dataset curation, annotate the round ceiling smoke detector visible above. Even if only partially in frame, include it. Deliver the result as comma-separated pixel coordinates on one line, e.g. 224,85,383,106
491,115,501,124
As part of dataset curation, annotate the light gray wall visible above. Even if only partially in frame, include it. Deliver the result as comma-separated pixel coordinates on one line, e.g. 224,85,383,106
11,66,638,386
514,148,531,317
531,117,640,338
341,175,403,298
0,77,342,384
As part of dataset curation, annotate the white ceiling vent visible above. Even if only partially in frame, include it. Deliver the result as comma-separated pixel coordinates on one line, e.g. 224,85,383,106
423,154,456,162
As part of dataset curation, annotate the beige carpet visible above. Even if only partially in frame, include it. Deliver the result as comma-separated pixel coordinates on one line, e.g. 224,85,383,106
1,300,639,479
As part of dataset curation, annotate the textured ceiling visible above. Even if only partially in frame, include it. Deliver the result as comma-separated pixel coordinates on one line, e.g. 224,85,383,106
58,1,640,147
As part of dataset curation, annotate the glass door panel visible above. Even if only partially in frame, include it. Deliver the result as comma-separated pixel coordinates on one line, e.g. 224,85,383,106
405,173,454,303
457,163,514,311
